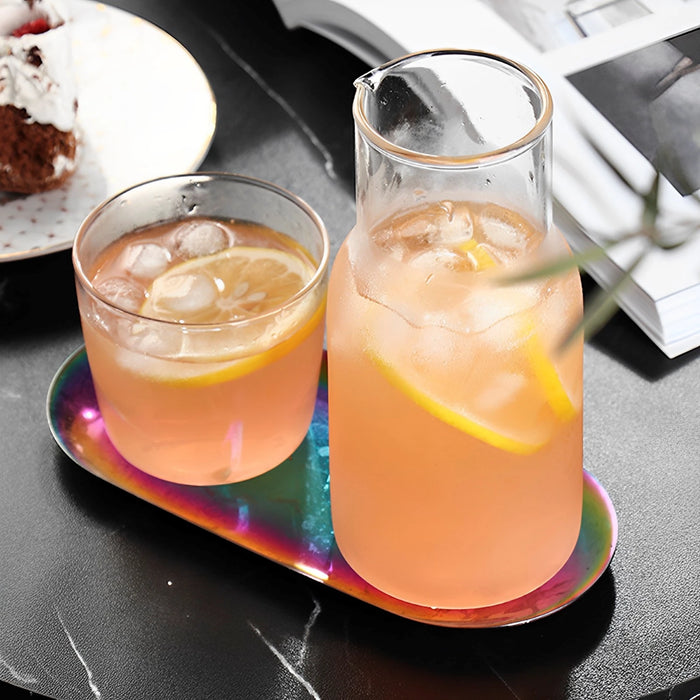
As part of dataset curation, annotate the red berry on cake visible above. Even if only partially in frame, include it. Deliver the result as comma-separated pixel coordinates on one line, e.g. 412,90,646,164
11,17,51,37
0,0,79,194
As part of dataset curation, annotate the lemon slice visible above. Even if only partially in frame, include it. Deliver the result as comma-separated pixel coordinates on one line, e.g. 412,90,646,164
141,245,315,324
365,237,578,454
368,348,543,455
173,300,326,387
457,238,497,270
521,320,578,421
458,238,576,420
133,245,321,386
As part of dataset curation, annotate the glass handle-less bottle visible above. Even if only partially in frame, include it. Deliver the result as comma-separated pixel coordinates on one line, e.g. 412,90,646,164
327,50,584,609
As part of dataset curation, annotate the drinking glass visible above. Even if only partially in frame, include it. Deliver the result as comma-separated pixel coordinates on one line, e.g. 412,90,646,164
73,173,329,485
327,50,584,608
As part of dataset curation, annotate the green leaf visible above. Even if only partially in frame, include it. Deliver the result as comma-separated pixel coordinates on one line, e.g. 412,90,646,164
641,171,660,230
499,242,616,285
558,246,650,351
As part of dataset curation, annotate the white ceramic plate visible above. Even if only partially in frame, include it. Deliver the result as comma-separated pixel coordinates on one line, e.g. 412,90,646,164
0,0,217,262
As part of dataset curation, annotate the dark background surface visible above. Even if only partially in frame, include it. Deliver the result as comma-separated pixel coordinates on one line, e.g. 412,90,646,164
1,1,699,698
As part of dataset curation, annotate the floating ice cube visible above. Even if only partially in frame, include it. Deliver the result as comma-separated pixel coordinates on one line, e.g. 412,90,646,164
373,213,440,259
410,246,476,273
476,205,541,258
149,272,218,317
123,243,171,279
372,201,478,261
175,221,232,259
434,201,474,245
95,277,143,312
466,285,539,335
126,322,184,356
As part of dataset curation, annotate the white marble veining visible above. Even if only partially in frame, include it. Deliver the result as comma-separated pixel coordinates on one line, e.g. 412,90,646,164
300,596,322,663
56,610,103,700
206,26,338,181
248,595,323,699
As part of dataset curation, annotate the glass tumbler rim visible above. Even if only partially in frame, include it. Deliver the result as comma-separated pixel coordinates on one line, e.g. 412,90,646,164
72,171,330,330
352,48,553,169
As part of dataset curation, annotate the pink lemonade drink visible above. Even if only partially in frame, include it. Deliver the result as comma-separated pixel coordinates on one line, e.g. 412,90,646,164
328,201,583,608
327,51,584,609
73,174,329,485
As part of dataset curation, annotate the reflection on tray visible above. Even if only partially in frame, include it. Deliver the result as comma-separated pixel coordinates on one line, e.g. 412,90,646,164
47,348,617,628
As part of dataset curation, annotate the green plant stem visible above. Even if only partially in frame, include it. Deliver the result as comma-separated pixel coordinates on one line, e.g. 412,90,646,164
559,244,651,351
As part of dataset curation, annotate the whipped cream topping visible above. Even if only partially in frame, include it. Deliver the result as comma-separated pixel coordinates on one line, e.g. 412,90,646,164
0,0,66,35
0,0,77,132
52,151,77,175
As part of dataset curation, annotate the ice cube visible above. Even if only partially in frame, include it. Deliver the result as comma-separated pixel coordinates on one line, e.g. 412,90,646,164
123,243,171,279
410,246,478,273
465,285,539,335
149,272,218,317
372,201,477,260
95,277,143,312
373,211,440,259
434,201,474,245
175,221,232,259
126,322,184,356
476,205,542,260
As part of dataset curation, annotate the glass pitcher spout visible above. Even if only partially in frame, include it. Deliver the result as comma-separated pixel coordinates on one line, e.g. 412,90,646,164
351,49,554,236
353,65,382,94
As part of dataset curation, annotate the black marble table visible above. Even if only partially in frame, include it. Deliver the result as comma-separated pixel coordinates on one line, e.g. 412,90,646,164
1,1,699,698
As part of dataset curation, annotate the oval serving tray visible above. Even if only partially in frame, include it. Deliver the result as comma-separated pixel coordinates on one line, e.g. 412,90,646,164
47,347,617,628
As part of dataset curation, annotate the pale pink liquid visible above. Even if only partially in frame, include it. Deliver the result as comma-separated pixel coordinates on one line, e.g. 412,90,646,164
79,218,325,485
327,201,583,608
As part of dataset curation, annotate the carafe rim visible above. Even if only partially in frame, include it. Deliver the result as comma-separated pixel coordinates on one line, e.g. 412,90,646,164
352,48,553,169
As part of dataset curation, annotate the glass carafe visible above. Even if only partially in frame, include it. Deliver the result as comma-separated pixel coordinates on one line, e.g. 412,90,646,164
327,50,584,609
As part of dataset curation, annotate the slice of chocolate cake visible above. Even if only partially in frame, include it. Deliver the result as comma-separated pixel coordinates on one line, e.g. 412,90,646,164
0,0,78,194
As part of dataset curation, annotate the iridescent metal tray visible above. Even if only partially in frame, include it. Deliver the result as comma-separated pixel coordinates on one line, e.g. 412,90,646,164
47,347,617,628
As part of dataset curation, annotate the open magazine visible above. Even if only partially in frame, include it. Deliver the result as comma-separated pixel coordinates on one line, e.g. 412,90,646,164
273,0,700,358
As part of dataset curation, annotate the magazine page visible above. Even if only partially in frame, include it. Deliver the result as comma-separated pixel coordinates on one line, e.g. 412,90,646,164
464,2,700,238
535,8,700,303
479,0,692,56
273,0,542,66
